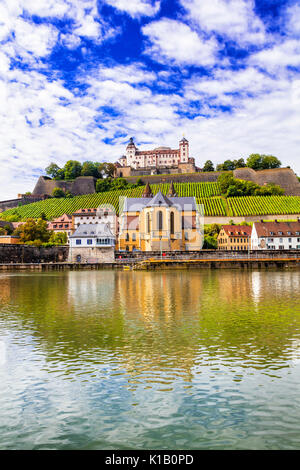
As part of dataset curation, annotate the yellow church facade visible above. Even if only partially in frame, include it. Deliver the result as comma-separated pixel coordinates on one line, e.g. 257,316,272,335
118,184,203,252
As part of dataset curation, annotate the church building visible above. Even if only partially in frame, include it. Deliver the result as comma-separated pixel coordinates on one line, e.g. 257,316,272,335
118,183,203,252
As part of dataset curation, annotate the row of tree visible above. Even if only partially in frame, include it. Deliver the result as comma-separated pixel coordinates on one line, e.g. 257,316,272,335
46,161,116,180
203,154,282,172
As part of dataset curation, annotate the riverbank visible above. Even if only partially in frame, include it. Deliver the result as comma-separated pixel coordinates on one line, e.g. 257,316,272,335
1,254,300,271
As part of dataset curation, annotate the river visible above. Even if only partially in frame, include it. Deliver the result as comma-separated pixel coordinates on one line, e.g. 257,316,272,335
0,269,300,450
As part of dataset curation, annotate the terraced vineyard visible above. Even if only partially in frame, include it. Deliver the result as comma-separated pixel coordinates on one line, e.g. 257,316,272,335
227,196,300,216
1,182,300,220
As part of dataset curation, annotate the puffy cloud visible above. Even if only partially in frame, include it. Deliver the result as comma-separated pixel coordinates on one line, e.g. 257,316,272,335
249,40,300,71
103,0,160,17
142,19,219,66
284,3,300,36
181,0,266,45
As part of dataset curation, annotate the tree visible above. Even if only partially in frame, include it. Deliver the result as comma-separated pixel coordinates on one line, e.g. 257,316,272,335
203,235,218,249
63,160,82,180
233,158,246,168
218,172,235,193
246,154,281,170
104,163,116,178
45,163,62,179
49,232,67,245
81,161,100,178
14,218,51,244
52,188,66,198
261,155,282,169
203,160,215,172
216,160,236,171
95,178,112,193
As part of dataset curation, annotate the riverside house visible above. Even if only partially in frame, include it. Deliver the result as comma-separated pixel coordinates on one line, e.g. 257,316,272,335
251,220,300,250
68,223,116,263
217,225,252,251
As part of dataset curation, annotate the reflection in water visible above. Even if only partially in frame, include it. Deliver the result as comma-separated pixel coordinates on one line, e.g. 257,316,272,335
0,269,300,449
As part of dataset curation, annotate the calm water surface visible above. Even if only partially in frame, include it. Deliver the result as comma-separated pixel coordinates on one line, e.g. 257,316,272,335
0,269,300,450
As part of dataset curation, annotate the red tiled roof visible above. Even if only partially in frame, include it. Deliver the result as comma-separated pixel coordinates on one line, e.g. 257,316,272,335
221,225,252,236
254,221,300,237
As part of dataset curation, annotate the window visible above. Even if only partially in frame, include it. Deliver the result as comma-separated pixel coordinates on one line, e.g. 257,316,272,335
76,239,81,245
126,233,129,241
147,213,151,234
132,233,136,241
87,239,92,245
158,210,163,230
170,212,175,235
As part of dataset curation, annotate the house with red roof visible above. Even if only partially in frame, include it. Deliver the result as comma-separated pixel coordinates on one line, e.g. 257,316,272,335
218,225,252,251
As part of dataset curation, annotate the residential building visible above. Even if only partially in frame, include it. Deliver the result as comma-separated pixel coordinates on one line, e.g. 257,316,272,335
72,206,117,235
118,183,203,252
251,220,300,250
68,223,116,263
48,214,73,238
217,225,252,251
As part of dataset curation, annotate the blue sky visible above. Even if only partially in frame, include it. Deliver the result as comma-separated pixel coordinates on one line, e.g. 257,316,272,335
1,0,300,200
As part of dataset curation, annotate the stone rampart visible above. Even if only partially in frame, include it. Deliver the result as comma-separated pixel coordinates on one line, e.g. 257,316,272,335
32,176,97,196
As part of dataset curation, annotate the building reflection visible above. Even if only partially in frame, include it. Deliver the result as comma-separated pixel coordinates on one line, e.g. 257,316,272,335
1,269,300,386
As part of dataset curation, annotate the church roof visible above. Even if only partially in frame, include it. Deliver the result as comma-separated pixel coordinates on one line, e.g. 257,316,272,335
122,194,197,212
146,191,173,208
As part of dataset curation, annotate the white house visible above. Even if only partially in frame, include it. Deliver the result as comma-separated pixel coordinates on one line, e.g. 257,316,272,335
251,220,300,250
68,223,116,263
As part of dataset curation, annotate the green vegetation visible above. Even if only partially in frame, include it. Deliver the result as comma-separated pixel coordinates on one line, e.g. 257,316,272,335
95,177,144,193
214,154,281,171
45,161,116,180
1,182,300,221
246,154,281,170
13,218,67,246
218,172,284,197
203,224,222,249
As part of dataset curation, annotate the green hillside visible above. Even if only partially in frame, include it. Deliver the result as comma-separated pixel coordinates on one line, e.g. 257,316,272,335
1,182,300,220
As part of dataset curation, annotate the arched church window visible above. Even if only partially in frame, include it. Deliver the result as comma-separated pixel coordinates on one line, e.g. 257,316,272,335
170,211,175,235
147,213,151,233
158,211,163,231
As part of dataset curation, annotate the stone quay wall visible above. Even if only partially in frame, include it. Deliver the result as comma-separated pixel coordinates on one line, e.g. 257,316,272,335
0,244,69,264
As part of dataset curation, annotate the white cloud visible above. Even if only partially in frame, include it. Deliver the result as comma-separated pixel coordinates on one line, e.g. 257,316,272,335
13,19,58,58
249,40,300,71
142,19,219,66
181,0,266,45
104,0,160,17
285,3,300,36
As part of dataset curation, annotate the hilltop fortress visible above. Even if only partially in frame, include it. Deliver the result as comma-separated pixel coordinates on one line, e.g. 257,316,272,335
115,137,197,177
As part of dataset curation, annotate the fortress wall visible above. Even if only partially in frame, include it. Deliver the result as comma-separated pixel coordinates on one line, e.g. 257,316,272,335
32,176,96,196
122,172,221,185
233,168,300,195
